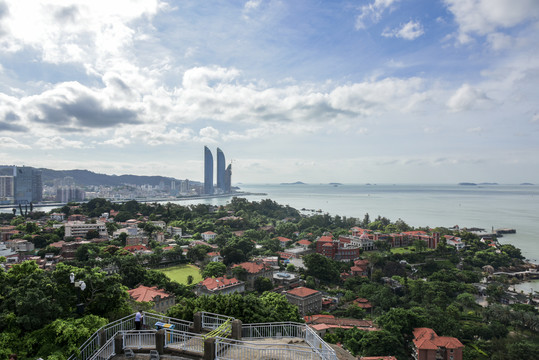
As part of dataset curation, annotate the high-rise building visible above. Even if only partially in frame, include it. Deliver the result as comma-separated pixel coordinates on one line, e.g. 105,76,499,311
0,176,14,204
225,164,232,193
216,147,226,193
14,167,42,204
204,146,214,195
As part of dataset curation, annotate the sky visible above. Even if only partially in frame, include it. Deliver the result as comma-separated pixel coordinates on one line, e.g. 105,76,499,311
0,0,538,185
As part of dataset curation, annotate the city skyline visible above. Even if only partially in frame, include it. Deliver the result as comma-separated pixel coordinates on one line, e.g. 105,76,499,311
0,1,538,184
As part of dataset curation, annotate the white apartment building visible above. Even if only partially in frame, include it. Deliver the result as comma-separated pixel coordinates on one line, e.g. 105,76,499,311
64,221,107,239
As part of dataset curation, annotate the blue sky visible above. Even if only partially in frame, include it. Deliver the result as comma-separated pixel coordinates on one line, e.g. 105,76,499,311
0,0,538,184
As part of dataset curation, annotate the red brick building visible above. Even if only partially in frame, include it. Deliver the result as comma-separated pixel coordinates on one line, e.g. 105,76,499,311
412,328,464,360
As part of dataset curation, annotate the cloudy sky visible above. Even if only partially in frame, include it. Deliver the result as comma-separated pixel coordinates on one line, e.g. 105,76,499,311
0,0,538,184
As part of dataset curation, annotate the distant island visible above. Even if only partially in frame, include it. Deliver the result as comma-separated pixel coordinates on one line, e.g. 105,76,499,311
520,182,534,185
329,182,342,186
280,181,306,185
458,182,477,186
459,182,500,186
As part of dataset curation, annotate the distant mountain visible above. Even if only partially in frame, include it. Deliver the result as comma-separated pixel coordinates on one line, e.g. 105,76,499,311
520,183,534,185
280,181,306,185
1,166,193,187
458,182,477,186
478,182,499,185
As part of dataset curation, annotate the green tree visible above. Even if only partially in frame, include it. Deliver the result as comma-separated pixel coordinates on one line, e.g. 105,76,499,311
201,262,227,278
303,253,340,283
254,277,273,293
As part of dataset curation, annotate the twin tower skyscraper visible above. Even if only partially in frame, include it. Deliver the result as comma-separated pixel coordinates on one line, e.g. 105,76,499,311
204,146,232,195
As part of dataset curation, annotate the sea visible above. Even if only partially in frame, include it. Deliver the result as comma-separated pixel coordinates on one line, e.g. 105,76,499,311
4,183,539,292
182,183,539,262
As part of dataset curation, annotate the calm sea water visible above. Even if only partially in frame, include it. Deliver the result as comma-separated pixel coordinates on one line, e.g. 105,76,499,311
232,183,539,264
5,183,538,263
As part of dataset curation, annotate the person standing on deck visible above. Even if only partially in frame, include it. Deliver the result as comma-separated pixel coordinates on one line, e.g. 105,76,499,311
135,310,143,330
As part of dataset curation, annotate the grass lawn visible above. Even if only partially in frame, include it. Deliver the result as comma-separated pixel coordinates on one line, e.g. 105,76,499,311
390,247,434,254
158,264,202,285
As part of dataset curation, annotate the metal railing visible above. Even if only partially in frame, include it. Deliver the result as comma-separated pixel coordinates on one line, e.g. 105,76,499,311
242,322,337,360
165,329,205,353
201,311,235,330
242,322,305,339
89,337,115,360
215,337,322,360
143,311,193,332
123,330,156,349
68,313,137,360
304,324,337,360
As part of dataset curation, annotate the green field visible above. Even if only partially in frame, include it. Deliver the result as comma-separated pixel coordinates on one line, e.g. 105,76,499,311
158,264,203,285
390,247,434,254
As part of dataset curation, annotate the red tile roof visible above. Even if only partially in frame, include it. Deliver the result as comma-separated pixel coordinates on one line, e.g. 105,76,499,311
297,239,312,246
287,286,320,298
413,328,463,350
124,245,149,252
127,285,172,302
277,236,292,242
233,261,270,274
199,276,241,290
318,235,333,242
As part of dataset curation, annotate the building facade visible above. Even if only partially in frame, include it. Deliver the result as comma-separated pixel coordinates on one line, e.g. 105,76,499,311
128,285,176,313
195,276,245,296
13,167,42,204
64,221,107,239
204,146,214,195
216,147,226,193
413,328,464,360
0,176,14,204
285,287,322,315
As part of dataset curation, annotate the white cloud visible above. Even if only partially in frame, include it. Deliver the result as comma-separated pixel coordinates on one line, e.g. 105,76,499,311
446,84,489,112
382,20,424,40
103,137,131,147
35,136,86,149
443,0,539,44
356,0,400,30
0,137,31,149
487,32,513,50
199,126,219,140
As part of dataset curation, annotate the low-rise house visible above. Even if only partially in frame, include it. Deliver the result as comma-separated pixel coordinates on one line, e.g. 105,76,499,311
206,251,223,262
285,287,322,316
412,327,464,360
128,285,176,313
277,236,292,248
296,239,312,249
125,236,149,246
195,276,245,296
232,261,273,290
50,213,66,221
124,244,151,255
201,231,217,241
167,226,183,237
273,271,301,289
113,227,139,238
304,314,377,337
6,239,35,252
445,235,465,250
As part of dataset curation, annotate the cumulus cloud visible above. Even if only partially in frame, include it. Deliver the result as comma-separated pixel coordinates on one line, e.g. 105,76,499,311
0,137,30,149
35,136,85,149
356,0,400,30
25,82,140,130
446,84,489,112
0,0,161,63
443,0,539,44
103,137,131,147
382,20,424,40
